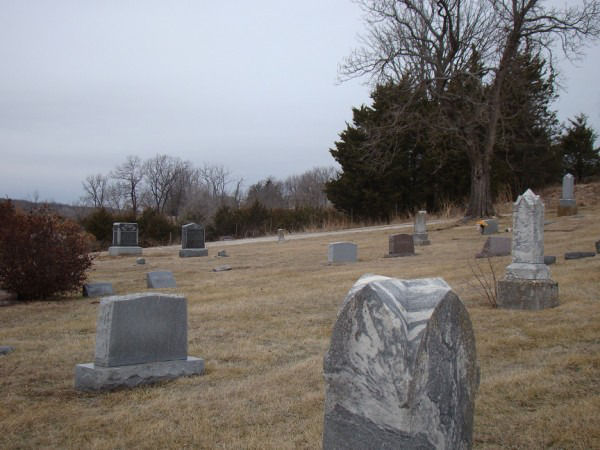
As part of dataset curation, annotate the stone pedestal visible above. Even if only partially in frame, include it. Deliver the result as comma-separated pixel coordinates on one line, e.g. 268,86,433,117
557,199,578,216
179,248,208,258
497,279,559,310
108,246,143,256
412,233,430,246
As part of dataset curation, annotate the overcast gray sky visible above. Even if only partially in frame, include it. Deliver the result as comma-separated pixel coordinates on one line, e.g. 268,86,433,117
1,1,599,204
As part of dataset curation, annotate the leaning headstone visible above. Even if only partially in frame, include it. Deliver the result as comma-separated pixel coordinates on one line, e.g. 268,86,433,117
497,189,559,310
412,210,430,245
564,252,596,260
83,282,113,298
108,223,142,256
277,228,285,242
328,242,357,264
557,173,577,216
146,271,176,289
179,223,208,257
480,219,499,235
74,293,204,391
544,255,556,265
475,236,511,258
213,265,232,272
0,346,15,356
323,275,479,449
387,234,415,257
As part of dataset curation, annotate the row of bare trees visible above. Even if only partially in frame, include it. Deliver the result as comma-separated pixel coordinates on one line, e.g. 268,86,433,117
81,154,335,221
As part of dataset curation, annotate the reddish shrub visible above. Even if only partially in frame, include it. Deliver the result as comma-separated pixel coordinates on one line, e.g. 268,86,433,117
0,200,94,300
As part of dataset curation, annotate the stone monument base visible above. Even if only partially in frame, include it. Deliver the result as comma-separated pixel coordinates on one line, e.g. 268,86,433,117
557,199,577,216
497,278,559,310
108,246,143,256
74,357,204,391
412,233,430,245
179,248,208,257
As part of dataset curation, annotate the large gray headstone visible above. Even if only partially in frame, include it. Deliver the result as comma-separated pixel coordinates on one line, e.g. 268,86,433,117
146,271,176,288
476,236,511,258
74,293,204,391
412,211,430,245
387,234,415,257
323,275,479,449
181,223,205,249
328,242,357,263
108,222,142,256
497,189,558,310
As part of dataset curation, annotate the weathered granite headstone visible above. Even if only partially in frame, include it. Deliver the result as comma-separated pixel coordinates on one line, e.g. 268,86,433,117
179,223,208,257
328,242,357,264
475,236,511,258
412,210,430,245
323,275,479,449
480,219,499,235
74,293,203,391
0,346,15,355
277,228,285,242
146,271,176,288
387,234,415,257
544,255,556,265
497,189,559,310
558,173,577,216
108,223,142,256
564,252,596,260
83,282,114,298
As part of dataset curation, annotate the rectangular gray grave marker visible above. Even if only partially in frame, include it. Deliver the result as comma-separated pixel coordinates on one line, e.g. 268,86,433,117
387,234,415,257
413,210,430,245
475,237,511,258
328,242,357,263
146,271,176,288
83,282,114,298
180,223,208,257
480,219,499,235
323,275,478,449
558,173,577,216
497,189,558,310
108,222,142,256
74,293,204,391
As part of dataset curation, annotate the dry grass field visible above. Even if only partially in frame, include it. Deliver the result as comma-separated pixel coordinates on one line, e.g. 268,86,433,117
1,188,599,449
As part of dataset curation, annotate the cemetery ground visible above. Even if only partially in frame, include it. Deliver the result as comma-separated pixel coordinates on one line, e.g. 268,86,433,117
1,189,600,448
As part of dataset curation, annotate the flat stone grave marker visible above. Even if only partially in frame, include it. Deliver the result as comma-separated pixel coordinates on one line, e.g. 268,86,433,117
564,252,596,260
323,275,478,449
387,234,415,257
328,242,357,264
146,271,176,288
0,346,15,355
83,282,114,298
74,293,203,391
217,250,229,257
136,257,145,265
476,236,511,258
213,265,232,272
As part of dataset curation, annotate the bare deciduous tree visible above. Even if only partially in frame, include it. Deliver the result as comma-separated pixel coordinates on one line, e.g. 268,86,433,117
284,166,336,208
112,155,144,217
341,0,600,217
81,173,108,208
143,154,185,213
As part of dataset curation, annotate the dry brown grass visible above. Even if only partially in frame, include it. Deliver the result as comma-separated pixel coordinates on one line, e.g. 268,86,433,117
1,196,599,449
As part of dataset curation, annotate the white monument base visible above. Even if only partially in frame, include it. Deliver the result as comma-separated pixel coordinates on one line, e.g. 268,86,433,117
505,262,550,280
108,246,143,256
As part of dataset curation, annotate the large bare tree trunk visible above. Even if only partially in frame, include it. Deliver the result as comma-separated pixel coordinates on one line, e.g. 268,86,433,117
466,152,494,217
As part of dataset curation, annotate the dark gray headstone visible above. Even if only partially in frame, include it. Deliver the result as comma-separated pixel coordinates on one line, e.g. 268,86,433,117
476,236,511,258
83,282,113,298
181,223,205,249
323,275,479,449
328,242,357,263
146,271,176,288
544,255,556,265
564,252,596,260
0,346,15,355
112,222,138,247
480,219,499,235
387,234,415,257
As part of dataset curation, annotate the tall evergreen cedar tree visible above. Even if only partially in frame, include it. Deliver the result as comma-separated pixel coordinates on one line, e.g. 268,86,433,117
560,114,600,181
327,52,560,221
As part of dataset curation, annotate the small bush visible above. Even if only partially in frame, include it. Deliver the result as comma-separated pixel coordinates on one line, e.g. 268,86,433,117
0,200,94,300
